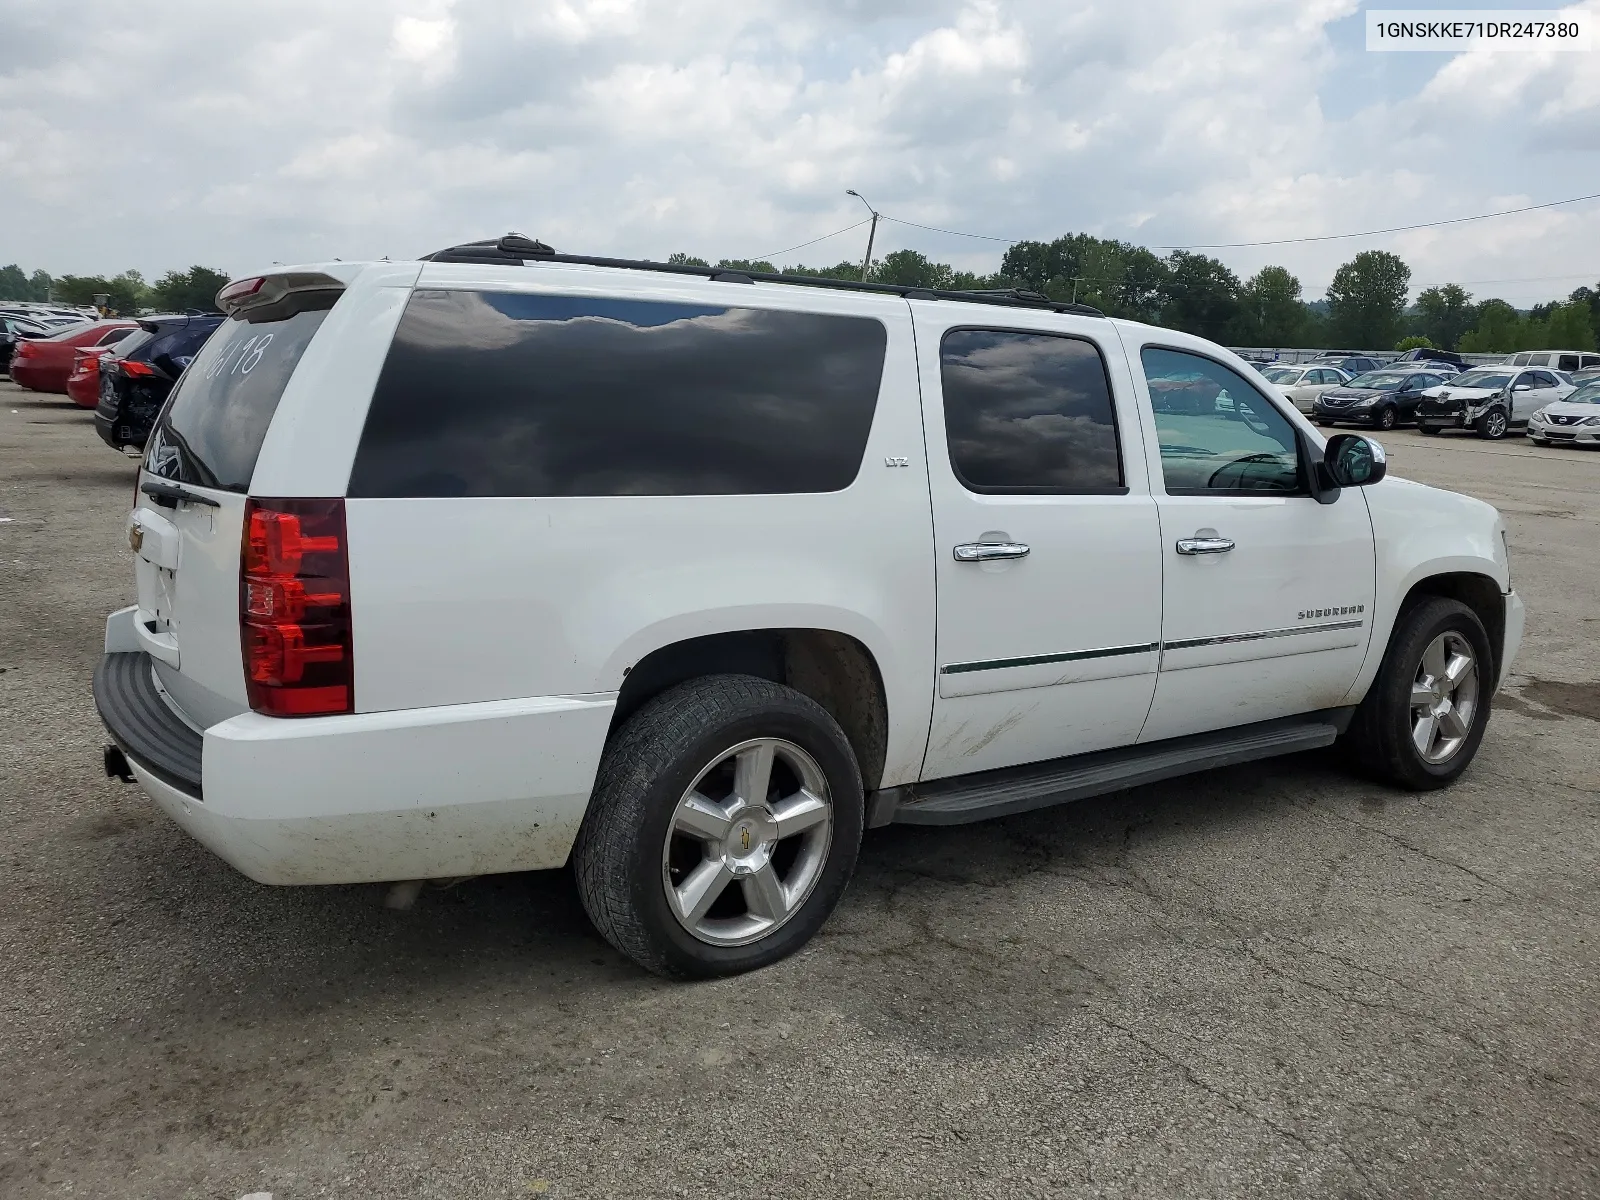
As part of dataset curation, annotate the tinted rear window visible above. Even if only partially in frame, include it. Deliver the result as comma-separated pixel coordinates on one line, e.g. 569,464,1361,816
145,305,333,491
348,290,888,497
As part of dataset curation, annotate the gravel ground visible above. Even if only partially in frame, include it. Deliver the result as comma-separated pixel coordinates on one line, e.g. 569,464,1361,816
1,378,1597,1199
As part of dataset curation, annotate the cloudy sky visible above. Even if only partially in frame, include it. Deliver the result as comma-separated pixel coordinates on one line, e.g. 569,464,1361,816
1,0,1596,305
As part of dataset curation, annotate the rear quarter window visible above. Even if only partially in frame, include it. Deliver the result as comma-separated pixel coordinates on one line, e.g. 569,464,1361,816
348,290,888,497
145,302,335,491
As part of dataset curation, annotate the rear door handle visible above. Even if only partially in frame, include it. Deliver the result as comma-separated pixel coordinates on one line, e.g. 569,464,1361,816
1176,536,1235,555
953,541,1031,562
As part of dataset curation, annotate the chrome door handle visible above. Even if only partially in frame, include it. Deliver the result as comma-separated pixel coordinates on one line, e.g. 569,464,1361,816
953,541,1031,562
1176,536,1235,555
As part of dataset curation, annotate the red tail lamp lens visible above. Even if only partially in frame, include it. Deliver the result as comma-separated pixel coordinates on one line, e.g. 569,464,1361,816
240,498,352,717
120,359,155,378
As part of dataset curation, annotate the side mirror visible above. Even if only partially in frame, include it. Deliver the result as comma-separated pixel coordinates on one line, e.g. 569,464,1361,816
1512,381,1533,391
1324,433,1387,488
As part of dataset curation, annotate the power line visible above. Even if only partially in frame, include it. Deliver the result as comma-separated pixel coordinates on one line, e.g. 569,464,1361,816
753,218,872,262
870,191,1600,252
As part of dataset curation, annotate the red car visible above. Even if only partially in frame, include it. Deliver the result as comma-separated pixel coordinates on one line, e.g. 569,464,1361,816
66,346,114,408
8,320,138,393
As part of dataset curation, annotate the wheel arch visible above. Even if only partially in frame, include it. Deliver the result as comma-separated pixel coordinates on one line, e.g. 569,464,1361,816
1398,572,1505,687
610,628,891,792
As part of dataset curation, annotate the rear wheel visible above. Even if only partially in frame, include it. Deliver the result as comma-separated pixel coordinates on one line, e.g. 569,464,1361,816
1346,597,1492,790
1476,408,1508,440
573,674,863,979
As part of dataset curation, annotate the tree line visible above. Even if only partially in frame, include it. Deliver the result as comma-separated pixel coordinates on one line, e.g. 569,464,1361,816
7,244,1596,354
673,241,1599,354
0,265,229,315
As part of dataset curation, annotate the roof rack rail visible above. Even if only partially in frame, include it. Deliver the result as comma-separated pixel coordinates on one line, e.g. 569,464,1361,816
421,233,1106,317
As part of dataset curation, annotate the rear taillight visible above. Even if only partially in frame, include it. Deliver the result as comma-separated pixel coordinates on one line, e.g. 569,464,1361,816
119,359,155,378
240,498,353,717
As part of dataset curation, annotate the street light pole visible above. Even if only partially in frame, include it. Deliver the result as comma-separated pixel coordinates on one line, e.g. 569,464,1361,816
846,189,879,282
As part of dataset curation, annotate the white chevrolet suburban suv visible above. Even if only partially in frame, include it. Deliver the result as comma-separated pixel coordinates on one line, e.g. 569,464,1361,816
95,235,1525,979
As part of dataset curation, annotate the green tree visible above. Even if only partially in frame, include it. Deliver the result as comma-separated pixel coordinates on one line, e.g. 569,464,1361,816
1396,335,1433,351
1001,234,1168,320
1458,299,1522,353
0,264,52,301
1160,250,1240,341
1569,284,1599,343
1413,284,1474,350
666,253,710,267
873,249,952,289
1232,265,1306,346
150,266,230,313
1546,300,1597,351
1326,250,1411,349
779,260,863,281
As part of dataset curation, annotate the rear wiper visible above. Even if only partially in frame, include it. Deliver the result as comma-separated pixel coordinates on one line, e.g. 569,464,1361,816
140,478,219,508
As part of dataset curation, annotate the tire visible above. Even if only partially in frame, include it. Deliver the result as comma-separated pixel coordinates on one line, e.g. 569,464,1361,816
1317,419,1335,427
1419,425,1441,436
1376,405,1398,431
1475,408,1508,439
1345,597,1493,790
573,674,864,979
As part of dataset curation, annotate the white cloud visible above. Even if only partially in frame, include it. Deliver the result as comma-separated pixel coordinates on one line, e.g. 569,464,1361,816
0,0,1595,306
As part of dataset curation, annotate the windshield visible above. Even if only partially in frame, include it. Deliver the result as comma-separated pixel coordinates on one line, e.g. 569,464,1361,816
1346,372,1407,389
1261,367,1301,383
1563,383,1600,405
1451,371,1511,390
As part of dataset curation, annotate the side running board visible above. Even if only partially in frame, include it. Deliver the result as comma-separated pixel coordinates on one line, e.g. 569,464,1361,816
872,710,1352,828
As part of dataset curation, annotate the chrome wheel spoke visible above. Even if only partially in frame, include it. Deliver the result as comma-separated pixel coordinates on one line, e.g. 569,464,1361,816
771,790,830,839
732,742,776,807
742,863,789,921
1412,713,1438,757
1422,638,1449,681
1444,652,1474,687
674,859,735,924
674,792,733,843
1439,702,1470,741
1410,682,1436,708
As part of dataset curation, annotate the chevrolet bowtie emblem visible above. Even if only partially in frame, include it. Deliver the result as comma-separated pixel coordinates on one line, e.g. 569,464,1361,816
740,827,751,851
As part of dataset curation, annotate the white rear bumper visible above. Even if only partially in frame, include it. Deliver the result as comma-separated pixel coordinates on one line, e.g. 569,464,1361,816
128,687,614,885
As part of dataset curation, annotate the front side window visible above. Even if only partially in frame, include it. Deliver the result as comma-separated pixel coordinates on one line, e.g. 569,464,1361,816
350,291,888,498
1140,346,1302,495
938,328,1123,493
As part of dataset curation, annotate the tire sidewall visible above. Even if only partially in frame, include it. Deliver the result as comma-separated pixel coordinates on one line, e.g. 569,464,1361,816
622,696,864,977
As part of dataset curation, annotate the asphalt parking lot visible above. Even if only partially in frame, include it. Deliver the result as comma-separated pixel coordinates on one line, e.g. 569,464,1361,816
2,378,1597,1199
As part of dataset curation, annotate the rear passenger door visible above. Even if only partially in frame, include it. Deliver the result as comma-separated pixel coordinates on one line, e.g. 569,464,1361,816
912,305,1163,780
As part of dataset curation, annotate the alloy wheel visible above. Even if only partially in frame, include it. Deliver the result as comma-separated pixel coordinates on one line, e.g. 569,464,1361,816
1378,407,1397,430
1484,411,1507,438
1410,631,1479,764
661,737,834,947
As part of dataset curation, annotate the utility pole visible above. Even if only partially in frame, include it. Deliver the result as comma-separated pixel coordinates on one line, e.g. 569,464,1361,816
846,189,879,282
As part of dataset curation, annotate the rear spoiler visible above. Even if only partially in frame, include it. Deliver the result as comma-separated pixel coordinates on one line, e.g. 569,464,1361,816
215,272,346,319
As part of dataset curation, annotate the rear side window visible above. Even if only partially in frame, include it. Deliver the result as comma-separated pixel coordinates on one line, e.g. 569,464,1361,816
96,327,133,347
348,291,887,497
938,328,1124,493
145,304,334,491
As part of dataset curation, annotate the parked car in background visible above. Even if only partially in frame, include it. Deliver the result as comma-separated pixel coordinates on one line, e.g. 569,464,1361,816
66,346,113,408
1568,366,1600,387
8,320,138,392
1415,367,1575,439
1529,381,1600,447
93,313,223,452
1508,350,1600,374
1312,353,1384,377
1395,348,1466,372
1,314,51,373
1259,363,1351,412
1312,367,1451,430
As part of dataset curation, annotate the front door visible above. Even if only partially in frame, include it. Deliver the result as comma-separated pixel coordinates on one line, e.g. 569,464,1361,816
914,306,1163,780
1517,370,1563,422
1128,344,1376,744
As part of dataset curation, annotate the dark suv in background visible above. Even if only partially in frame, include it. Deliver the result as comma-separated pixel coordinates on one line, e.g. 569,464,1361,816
94,312,223,453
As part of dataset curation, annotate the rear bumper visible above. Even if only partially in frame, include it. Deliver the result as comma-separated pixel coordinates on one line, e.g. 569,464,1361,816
8,361,66,392
94,632,615,885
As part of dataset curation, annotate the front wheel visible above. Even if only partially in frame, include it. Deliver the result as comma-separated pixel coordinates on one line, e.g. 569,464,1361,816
1376,405,1398,431
1476,409,1508,440
573,674,864,979
1345,597,1492,790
